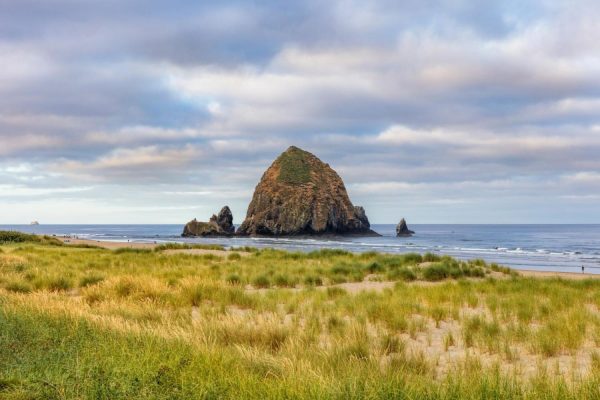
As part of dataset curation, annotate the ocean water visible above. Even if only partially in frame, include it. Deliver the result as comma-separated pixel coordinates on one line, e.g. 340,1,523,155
2,224,600,274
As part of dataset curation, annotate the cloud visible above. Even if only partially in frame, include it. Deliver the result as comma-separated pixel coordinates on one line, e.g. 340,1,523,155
0,0,599,223
0,184,93,197
52,145,200,182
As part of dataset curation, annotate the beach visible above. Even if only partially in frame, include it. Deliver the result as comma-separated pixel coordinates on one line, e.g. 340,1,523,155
58,236,600,281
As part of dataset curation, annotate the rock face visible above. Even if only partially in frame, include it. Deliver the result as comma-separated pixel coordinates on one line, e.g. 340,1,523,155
182,206,235,237
212,206,235,234
396,218,414,237
237,146,378,236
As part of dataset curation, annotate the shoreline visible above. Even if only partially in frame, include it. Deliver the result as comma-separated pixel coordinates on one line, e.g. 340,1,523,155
56,237,600,280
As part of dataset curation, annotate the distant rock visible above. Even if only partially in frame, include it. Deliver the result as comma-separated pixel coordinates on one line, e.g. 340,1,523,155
211,206,235,234
237,146,379,236
396,218,414,237
182,206,235,237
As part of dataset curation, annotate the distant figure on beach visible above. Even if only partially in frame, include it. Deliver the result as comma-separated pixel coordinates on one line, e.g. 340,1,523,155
582,265,585,274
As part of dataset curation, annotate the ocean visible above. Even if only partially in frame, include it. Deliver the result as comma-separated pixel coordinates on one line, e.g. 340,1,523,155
2,224,599,274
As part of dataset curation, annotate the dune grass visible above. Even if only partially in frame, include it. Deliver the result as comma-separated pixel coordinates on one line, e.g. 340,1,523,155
154,243,226,251
1,239,600,399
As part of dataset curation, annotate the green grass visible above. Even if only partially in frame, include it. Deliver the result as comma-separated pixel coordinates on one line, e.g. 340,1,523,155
154,243,226,251
1,239,600,399
276,147,312,185
0,231,63,245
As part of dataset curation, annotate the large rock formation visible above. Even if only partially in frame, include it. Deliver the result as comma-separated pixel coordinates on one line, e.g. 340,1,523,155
396,218,414,237
182,206,235,237
237,146,378,236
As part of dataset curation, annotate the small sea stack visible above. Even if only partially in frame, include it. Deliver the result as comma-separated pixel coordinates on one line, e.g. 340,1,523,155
182,206,235,237
237,146,379,236
396,218,414,237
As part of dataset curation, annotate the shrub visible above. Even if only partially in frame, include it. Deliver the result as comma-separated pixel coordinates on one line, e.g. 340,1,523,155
308,249,352,258
326,287,347,298
330,275,348,284
342,342,370,360
365,261,383,273
154,243,225,251
79,274,105,287
469,267,486,278
304,275,323,286
423,252,440,262
490,263,513,275
226,274,242,285
230,246,259,253
114,248,152,254
470,258,486,267
358,251,379,259
47,277,73,292
5,281,32,293
403,253,423,265
331,263,351,275
0,231,63,246
114,279,136,297
274,274,296,288
396,268,417,282
327,315,346,333
228,252,242,261
382,257,405,268
252,275,271,288
422,263,450,281
380,334,405,355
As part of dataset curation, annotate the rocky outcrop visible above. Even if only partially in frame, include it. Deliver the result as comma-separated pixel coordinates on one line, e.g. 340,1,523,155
182,206,235,237
396,218,414,237
237,146,379,236
211,206,235,234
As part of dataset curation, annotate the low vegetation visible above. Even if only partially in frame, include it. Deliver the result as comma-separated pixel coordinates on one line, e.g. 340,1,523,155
276,147,312,185
0,231,63,246
1,234,599,399
154,242,226,252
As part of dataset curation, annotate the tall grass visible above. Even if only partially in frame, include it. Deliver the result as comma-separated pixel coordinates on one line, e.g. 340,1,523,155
0,241,599,399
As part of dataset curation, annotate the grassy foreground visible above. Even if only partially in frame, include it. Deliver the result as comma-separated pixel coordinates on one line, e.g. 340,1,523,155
1,235,600,399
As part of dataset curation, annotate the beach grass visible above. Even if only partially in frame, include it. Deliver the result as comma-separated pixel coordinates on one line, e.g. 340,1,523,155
1,237,600,399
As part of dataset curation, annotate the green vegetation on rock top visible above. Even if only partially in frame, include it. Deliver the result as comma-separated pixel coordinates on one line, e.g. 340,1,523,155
276,146,312,185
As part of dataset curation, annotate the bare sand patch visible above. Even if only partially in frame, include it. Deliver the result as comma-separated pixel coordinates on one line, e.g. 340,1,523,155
518,269,600,280
58,237,156,249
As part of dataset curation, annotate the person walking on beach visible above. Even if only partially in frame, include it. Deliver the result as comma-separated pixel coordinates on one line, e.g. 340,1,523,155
582,265,585,274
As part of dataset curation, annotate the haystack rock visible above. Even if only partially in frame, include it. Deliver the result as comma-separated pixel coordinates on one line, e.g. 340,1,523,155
237,146,379,236
396,218,414,237
182,206,235,237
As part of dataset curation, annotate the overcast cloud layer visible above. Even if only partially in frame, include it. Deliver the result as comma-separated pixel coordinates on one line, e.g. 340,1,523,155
1,0,599,224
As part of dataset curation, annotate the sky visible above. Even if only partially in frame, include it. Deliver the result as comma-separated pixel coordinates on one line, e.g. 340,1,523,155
1,0,600,224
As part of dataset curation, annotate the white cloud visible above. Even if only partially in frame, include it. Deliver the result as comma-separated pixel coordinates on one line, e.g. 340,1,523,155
0,184,93,197
1,0,600,223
